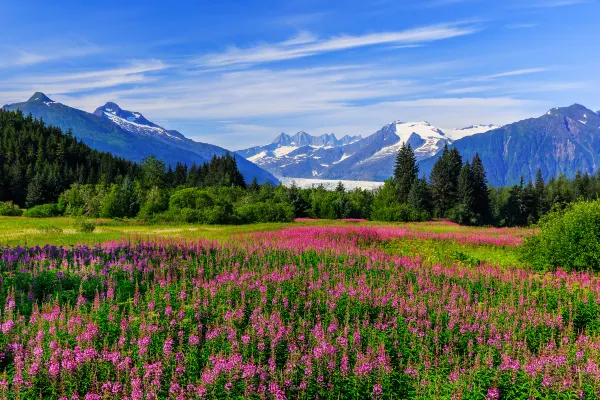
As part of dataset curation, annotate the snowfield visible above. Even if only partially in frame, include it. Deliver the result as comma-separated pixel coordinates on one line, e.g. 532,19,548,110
280,177,384,191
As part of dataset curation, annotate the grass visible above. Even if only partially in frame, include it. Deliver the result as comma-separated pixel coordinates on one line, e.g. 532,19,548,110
0,216,528,268
0,216,303,246
382,237,523,268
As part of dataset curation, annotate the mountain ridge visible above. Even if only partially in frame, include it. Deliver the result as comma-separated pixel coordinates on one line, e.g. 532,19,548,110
237,121,498,181
3,93,278,185
418,104,600,186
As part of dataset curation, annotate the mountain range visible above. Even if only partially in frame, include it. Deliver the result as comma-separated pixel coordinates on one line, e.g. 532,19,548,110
237,122,498,181
418,104,600,186
4,93,600,188
2,93,278,185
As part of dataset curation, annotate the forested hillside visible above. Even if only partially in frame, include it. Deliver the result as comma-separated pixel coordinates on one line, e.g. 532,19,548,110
0,109,138,207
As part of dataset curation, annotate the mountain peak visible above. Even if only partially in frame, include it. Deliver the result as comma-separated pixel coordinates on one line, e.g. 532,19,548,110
272,132,292,145
99,102,123,114
28,92,53,103
94,102,156,128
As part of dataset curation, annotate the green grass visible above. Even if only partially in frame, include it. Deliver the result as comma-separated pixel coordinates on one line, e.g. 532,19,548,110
382,237,523,268
0,216,525,268
0,216,303,246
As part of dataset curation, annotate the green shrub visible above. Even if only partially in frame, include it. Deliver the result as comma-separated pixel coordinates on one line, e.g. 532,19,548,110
236,201,295,223
0,201,23,216
521,200,600,271
371,204,429,222
74,217,96,233
37,225,63,234
23,203,60,218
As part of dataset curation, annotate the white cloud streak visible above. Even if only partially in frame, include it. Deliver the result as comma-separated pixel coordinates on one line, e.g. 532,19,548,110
444,68,548,85
0,43,103,68
196,22,479,68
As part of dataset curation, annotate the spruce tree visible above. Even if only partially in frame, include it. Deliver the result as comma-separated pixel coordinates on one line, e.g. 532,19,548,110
26,172,45,207
393,143,418,203
430,145,462,217
534,169,548,215
249,177,260,193
470,153,490,223
408,177,433,214
457,161,474,210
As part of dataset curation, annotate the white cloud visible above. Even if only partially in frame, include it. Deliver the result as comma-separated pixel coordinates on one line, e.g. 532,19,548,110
445,68,548,85
0,43,103,68
0,60,169,101
196,22,479,68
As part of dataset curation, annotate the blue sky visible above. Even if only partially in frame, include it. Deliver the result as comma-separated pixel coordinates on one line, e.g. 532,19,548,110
1,0,599,149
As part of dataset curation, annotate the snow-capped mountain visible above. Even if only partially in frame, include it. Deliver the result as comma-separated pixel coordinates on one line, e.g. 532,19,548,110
419,104,600,186
237,121,497,181
94,102,187,142
445,124,500,140
237,131,362,178
3,93,278,184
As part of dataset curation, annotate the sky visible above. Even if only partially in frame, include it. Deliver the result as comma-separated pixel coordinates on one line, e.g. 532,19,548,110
0,0,599,149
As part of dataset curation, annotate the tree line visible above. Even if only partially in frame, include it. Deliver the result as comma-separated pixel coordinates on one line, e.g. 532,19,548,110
2,108,600,226
389,142,600,226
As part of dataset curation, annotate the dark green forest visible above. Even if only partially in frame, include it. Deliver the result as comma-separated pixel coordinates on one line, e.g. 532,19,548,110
1,108,599,226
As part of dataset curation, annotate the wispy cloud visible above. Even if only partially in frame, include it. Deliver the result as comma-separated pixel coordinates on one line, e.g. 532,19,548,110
445,68,548,85
196,22,480,69
505,23,539,29
0,42,103,68
0,60,168,102
518,0,591,8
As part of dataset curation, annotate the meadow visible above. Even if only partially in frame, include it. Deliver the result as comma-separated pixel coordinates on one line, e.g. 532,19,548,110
1,218,598,399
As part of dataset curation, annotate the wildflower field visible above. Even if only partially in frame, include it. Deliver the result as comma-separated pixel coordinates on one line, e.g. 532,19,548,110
1,219,599,399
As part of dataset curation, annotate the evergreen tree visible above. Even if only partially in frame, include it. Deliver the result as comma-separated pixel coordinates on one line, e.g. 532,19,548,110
457,161,474,210
430,145,462,217
173,163,188,187
287,182,310,217
248,177,261,193
408,177,433,214
26,172,45,207
522,182,538,224
535,169,548,216
470,153,490,223
393,143,418,203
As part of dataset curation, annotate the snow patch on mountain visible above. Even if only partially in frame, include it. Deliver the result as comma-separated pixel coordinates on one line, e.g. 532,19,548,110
280,177,383,191
238,121,498,181
445,124,500,140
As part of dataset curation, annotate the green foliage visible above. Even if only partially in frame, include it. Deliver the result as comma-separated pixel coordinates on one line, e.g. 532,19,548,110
521,199,600,270
74,217,96,233
23,203,60,218
99,178,139,219
371,204,429,222
0,109,138,207
0,201,23,216
236,201,294,223
36,224,63,234
430,146,462,218
393,142,418,203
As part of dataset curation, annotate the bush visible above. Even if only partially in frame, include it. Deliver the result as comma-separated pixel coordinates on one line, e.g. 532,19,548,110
23,203,60,218
0,201,23,216
236,202,295,223
37,225,63,234
74,217,96,233
521,200,600,271
371,204,429,222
